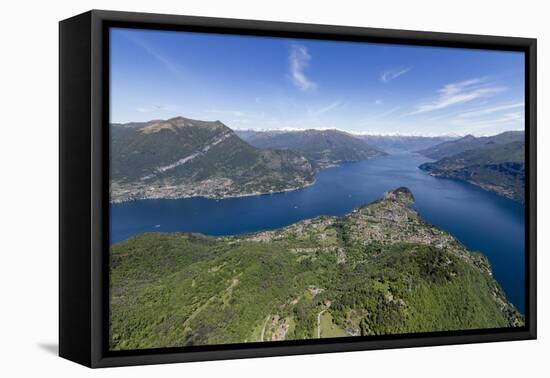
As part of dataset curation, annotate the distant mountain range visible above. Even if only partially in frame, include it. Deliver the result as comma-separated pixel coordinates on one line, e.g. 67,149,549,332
417,131,524,160
238,130,458,155
418,131,525,202
110,117,315,202
237,129,386,167
110,117,525,203
357,135,456,154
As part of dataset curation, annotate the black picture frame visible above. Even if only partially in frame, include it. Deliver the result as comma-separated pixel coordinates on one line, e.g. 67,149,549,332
59,9,537,368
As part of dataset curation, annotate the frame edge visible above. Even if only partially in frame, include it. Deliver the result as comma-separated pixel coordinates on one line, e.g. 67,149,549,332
80,9,537,368
59,11,94,368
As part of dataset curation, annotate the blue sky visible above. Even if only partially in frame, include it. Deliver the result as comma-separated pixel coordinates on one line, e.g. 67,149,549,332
110,28,525,136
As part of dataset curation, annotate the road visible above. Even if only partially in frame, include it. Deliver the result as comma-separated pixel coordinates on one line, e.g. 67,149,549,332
260,315,270,342
317,309,327,338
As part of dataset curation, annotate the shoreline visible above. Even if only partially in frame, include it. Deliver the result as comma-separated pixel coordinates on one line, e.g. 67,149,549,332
109,156,386,204
110,178,317,204
422,170,523,203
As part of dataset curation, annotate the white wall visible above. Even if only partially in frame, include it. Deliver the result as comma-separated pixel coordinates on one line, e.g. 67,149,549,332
0,0,546,376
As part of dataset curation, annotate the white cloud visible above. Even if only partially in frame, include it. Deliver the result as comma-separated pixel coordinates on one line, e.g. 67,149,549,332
448,110,524,136
210,109,248,117
311,101,342,115
136,105,170,113
409,78,505,115
381,67,411,82
496,111,524,123
458,102,524,118
127,34,186,80
289,45,317,91
374,99,384,105
364,107,401,122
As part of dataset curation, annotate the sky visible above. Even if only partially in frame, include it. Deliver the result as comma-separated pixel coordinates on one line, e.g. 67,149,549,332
110,28,525,136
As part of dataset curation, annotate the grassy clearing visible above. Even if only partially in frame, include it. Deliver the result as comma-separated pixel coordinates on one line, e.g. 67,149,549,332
320,311,348,338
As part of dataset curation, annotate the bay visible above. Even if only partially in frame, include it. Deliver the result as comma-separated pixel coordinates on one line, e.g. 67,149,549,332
110,152,525,313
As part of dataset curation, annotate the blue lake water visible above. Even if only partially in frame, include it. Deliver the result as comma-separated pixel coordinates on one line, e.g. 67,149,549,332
110,152,525,313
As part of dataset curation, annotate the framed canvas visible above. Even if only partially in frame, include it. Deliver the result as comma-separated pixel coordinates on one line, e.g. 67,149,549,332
59,10,537,368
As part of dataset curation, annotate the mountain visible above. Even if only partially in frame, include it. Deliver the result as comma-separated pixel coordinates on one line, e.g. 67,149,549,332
420,140,525,202
418,131,525,202
237,129,386,167
356,135,457,154
417,131,524,160
110,117,315,202
110,187,522,350
231,129,258,140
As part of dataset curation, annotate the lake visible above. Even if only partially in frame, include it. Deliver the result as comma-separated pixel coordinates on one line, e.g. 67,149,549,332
110,152,525,313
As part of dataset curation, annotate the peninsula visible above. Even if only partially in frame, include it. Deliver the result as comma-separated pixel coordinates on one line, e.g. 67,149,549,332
110,187,523,350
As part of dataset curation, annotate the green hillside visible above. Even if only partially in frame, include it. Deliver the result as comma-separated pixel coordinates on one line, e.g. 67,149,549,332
417,131,524,160
419,139,525,202
110,117,315,202
239,129,386,167
110,187,522,350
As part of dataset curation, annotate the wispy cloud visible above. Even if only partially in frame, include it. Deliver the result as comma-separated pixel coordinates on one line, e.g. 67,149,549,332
500,112,524,122
447,108,524,135
310,101,342,116
362,107,401,124
209,109,248,118
127,35,186,80
409,78,505,115
289,45,317,91
453,111,523,127
458,102,524,118
136,105,170,113
381,67,411,82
